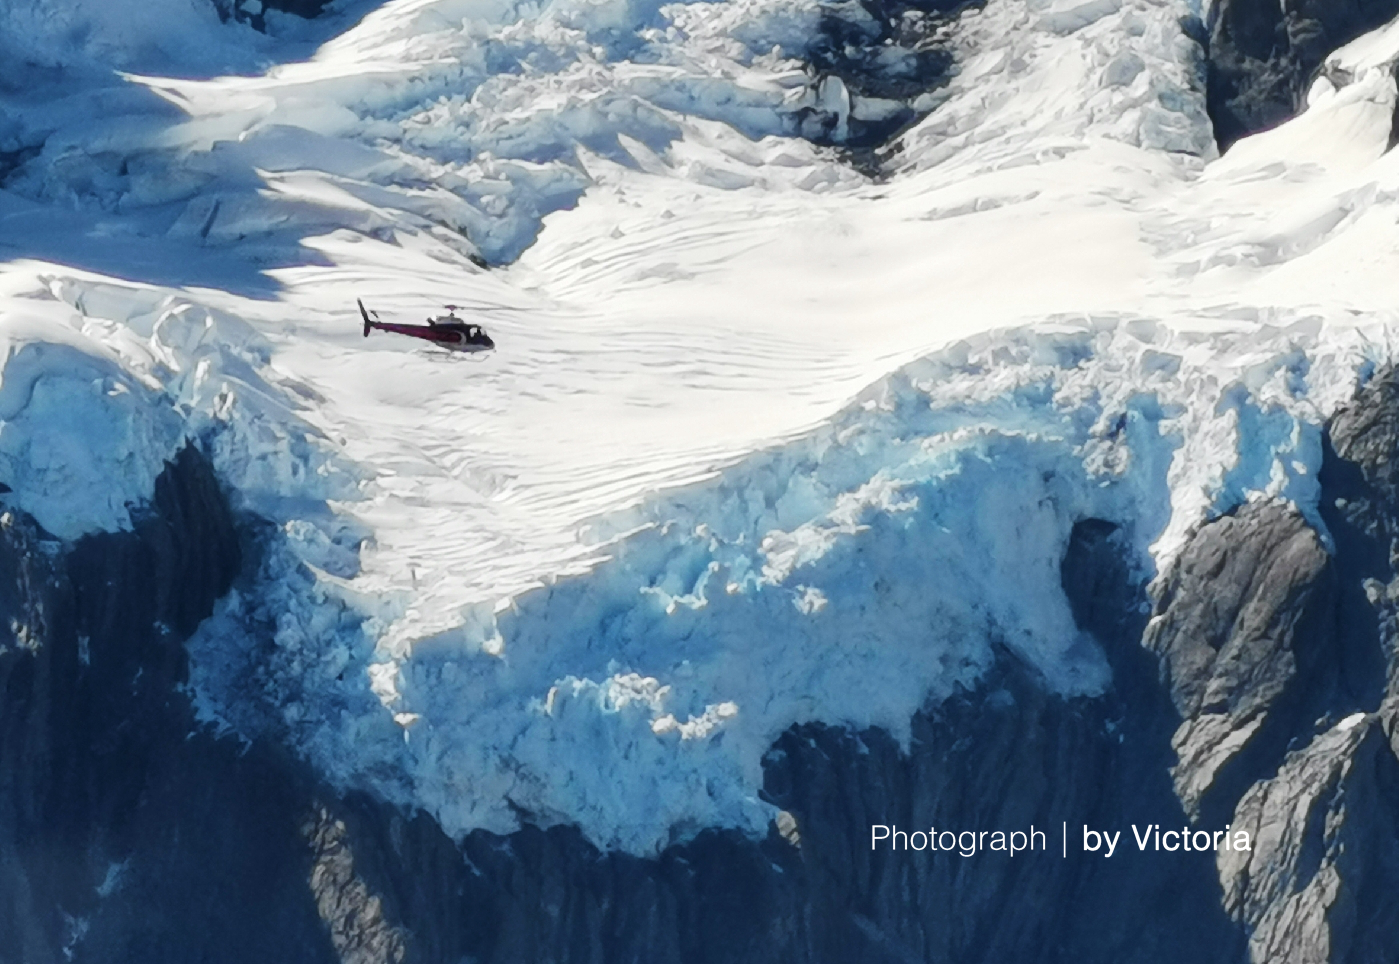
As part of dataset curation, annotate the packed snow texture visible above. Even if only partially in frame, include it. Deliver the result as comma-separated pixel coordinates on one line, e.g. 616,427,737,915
2,0,1399,852
188,316,1390,852
1,0,1215,266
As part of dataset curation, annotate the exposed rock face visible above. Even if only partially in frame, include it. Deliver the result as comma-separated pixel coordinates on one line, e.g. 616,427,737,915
1144,501,1335,819
8,378,1399,962
262,0,331,16
1205,0,1399,150
1392,62,1399,150
1139,365,1399,964
0,448,339,964
1219,715,1399,964
803,0,969,149
210,0,332,31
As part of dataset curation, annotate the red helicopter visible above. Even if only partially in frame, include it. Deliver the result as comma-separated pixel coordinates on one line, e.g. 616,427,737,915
358,299,495,352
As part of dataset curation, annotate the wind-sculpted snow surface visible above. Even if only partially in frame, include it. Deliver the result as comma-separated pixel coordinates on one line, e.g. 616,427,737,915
183,316,1388,853
3,0,1399,866
0,0,1217,266
1,0,864,264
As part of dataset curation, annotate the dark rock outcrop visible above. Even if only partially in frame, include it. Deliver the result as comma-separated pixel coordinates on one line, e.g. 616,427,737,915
211,0,333,31
1137,365,1399,963
1144,501,1336,821
1392,62,1399,150
801,0,970,150
0,447,339,964
1219,714,1399,964
1205,0,1399,150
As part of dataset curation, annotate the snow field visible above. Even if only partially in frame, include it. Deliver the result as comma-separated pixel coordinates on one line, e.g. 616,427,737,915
0,0,1398,851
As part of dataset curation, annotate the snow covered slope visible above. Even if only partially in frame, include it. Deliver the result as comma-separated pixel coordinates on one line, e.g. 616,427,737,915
2,0,1399,853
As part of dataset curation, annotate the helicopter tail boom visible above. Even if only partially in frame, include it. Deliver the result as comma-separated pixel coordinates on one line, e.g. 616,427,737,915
358,299,373,337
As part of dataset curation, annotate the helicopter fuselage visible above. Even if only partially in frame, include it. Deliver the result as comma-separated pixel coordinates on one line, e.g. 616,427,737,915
358,299,495,352
370,320,495,352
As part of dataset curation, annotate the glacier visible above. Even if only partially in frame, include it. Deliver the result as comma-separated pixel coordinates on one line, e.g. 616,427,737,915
2,0,1399,876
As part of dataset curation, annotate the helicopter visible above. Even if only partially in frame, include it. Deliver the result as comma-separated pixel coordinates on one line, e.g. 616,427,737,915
358,299,495,352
